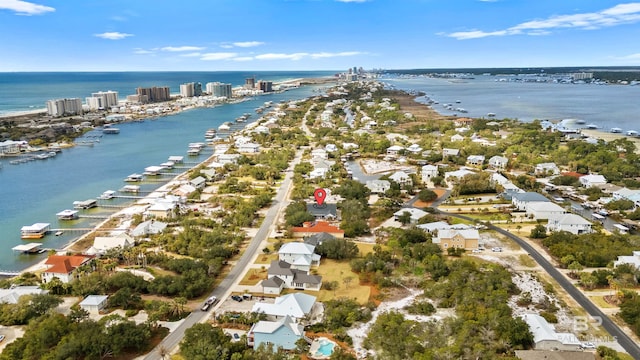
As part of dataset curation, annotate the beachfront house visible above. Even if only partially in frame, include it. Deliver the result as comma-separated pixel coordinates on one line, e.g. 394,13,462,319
146,198,178,219
189,176,207,190
41,254,93,284
247,316,305,351
237,142,261,153
389,171,413,187
86,233,134,256
131,220,167,237
466,155,485,167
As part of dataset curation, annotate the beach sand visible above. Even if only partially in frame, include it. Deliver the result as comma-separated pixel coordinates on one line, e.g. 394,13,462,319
581,129,640,152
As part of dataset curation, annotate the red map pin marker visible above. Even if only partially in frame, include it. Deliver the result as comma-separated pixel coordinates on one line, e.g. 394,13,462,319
314,188,326,206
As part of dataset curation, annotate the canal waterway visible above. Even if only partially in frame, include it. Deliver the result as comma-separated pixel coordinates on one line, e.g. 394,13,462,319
0,85,322,272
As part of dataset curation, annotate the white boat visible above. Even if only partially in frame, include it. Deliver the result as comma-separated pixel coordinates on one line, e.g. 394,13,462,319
55,231,63,236
610,127,622,133
103,127,120,134
36,153,51,160
124,173,144,182
586,124,598,129
626,130,638,137
98,190,116,200
204,129,217,139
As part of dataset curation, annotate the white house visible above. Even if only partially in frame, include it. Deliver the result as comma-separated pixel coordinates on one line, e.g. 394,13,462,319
614,251,640,269
366,180,391,194
466,155,485,166
217,153,241,165
525,201,566,220
0,286,49,304
488,155,508,169
546,213,593,235
87,233,134,256
311,148,328,159
278,242,321,272
442,148,460,157
386,145,404,156
79,295,109,314
444,168,475,181
511,192,549,211
251,293,318,321
238,142,261,153
535,162,560,176
406,144,422,154
189,176,207,190
450,134,465,142
521,313,582,351
389,171,413,187
324,144,338,152
248,316,305,351
342,142,359,150
394,208,428,223
131,220,167,237
579,174,607,188
264,260,322,293
421,165,438,182
309,168,329,179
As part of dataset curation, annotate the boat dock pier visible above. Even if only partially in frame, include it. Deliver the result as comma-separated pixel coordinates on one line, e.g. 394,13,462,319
0,270,21,277
112,195,145,200
97,204,129,209
77,214,110,220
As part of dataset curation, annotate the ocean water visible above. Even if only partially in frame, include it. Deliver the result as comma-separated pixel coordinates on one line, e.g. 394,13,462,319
382,75,640,133
0,72,331,272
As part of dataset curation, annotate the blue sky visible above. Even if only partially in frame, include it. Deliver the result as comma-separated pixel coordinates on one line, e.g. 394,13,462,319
1,0,639,71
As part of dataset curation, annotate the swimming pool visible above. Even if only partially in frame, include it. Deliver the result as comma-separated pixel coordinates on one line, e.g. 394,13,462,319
314,338,336,357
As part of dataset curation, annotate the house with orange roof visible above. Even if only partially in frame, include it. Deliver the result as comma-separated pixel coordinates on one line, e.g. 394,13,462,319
291,221,344,239
41,254,93,284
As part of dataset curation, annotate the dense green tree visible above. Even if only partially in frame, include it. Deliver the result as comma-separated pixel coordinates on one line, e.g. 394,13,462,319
316,238,359,260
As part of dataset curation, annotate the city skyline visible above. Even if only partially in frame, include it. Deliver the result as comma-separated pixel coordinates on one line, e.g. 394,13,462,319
1,0,640,71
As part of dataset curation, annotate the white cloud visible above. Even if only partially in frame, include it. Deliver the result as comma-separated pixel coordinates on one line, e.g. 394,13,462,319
0,0,54,15
95,32,133,40
255,53,309,61
179,52,202,57
232,41,264,48
310,51,364,58
161,46,205,52
232,57,255,62
614,52,640,60
220,44,234,49
133,48,154,55
447,2,640,39
200,52,238,61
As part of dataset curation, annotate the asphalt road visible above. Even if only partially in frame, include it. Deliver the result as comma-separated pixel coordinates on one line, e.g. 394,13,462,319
143,151,302,359
441,210,640,359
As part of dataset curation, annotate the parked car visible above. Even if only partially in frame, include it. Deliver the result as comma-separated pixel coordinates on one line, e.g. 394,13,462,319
0,335,5,342
491,247,503,252
231,295,243,302
233,333,240,340
580,342,596,350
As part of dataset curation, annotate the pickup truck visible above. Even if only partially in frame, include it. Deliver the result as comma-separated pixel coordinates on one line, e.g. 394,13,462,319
201,296,218,311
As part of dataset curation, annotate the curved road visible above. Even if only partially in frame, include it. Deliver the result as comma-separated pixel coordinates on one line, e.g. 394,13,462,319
143,151,302,360
440,210,640,359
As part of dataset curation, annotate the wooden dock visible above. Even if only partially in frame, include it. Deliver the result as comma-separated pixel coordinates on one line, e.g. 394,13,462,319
78,214,110,220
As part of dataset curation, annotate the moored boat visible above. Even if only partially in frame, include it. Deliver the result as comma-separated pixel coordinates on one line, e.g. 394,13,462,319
610,127,622,133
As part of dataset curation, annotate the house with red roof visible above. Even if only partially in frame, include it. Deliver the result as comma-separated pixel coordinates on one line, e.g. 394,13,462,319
291,221,344,239
41,254,93,284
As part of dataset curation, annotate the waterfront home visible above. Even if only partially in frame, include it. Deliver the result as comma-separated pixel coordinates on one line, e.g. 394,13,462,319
454,117,474,127
217,153,241,165
389,171,413,187
146,198,178,219
511,192,550,211
238,142,260,153
79,295,108,314
394,208,428,224
20,223,51,239
306,203,338,221
87,233,134,256
189,176,206,190
546,214,593,235
131,220,167,237
278,242,321,272
535,162,560,176
365,179,391,194
0,286,49,304
521,313,581,351
247,315,305,351
432,228,479,250
263,260,322,293
525,201,566,220
488,155,509,169
579,174,607,188
41,254,93,284
251,293,318,322
614,251,640,269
